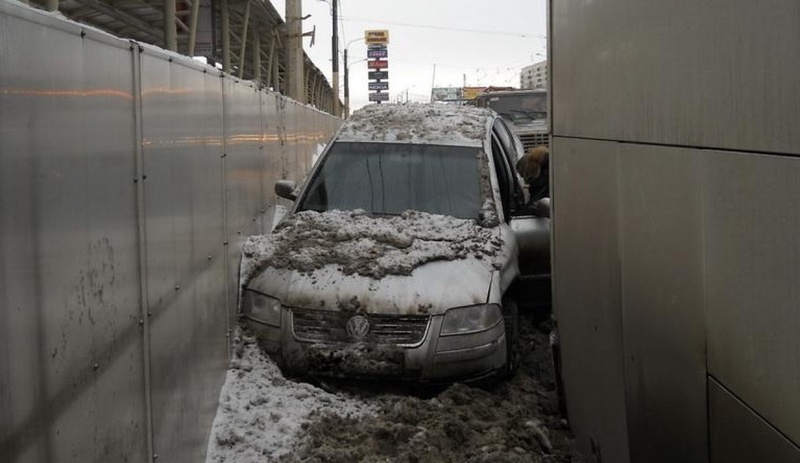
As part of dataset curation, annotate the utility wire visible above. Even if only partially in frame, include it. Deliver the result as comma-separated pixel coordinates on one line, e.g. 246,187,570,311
340,16,546,39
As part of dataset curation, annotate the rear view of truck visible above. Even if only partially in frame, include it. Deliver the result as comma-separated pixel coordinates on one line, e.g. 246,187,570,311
471,89,549,149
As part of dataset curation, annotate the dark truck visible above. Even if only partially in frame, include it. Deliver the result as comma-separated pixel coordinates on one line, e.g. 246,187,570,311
470,89,549,150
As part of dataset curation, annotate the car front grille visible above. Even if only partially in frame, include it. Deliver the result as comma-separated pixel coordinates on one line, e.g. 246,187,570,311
518,132,549,150
292,308,430,346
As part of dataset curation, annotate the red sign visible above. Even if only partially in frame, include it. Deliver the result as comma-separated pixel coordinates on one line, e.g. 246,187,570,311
367,60,388,69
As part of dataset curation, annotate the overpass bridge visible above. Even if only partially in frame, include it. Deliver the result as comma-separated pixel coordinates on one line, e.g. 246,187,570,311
17,0,341,113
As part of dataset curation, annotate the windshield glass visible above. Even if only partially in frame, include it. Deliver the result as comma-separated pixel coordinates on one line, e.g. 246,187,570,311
484,93,547,123
297,142,483,219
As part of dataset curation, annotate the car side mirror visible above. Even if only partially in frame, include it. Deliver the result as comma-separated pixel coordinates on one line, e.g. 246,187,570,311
275,180,298,201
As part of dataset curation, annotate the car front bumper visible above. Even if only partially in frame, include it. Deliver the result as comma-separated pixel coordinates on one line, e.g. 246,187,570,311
243,307,507,383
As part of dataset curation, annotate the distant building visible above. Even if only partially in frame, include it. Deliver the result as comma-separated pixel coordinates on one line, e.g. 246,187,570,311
521,60,548,89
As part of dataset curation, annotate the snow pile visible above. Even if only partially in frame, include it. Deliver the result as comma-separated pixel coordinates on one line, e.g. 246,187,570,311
275,317,588,463
205,317,587,463
336,104,492,146
241,210,503,283
205,332,378,462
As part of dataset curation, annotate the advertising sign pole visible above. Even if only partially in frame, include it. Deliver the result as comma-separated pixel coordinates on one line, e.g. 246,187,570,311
365,30,390,104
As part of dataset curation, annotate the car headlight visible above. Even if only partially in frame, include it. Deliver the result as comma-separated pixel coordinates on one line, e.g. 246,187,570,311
243,289,282,327
440,304,502,335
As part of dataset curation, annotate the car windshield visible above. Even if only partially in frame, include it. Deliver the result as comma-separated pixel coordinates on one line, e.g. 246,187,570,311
485,94,547,123
297,142,483,219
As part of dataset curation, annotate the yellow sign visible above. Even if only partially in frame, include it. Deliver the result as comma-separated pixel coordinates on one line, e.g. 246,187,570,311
364,30,390,45
462,87,487,101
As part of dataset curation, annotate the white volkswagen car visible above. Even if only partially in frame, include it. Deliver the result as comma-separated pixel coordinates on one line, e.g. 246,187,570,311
239,104,549,382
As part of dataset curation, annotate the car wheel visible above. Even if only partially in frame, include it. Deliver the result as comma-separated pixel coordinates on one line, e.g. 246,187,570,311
502,296,519,379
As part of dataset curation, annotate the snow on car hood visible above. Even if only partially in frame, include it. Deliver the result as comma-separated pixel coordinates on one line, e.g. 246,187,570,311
241,210,509,315
335,104,492,147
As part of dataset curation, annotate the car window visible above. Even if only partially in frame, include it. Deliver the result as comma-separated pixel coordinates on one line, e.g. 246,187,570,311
491,134,514,220
297,142,483,220
491,122,526,216
493,118,524,165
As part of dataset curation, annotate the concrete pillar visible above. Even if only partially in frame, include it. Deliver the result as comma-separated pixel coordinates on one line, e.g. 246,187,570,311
188,0,201,55
331,0,340,116
221,0,231,72
253,29,261,83
164,0,177,51
286,0,305,103
238,0,251,77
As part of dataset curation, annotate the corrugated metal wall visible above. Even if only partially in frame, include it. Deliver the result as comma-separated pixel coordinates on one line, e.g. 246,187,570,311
550,0,800,462
0,2,339,462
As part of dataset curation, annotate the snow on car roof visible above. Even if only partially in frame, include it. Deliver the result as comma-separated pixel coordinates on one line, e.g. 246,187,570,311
336,103,494,146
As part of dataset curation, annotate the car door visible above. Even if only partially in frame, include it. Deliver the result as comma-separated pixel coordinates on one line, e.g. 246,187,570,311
490,119,550,278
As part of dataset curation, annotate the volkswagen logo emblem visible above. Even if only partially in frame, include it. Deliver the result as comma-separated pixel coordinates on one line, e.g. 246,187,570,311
345,315,370,341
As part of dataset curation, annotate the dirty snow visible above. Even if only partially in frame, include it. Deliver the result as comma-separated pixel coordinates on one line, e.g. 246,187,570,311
206,316,587,463
205,331,380,462
241,209,503,285
336,104,492,146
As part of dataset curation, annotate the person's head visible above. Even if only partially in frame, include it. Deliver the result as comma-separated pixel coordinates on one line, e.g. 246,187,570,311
516,145,549,183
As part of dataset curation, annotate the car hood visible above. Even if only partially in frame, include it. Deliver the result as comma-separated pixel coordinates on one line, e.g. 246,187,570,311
246,257,494,316
240,210,516,315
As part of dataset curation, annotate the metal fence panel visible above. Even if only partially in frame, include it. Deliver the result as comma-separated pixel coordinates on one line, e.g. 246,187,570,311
0,4,341,461
223,78,264,241
259,92,282,231
0,6,147,462
221,77,264,331
551,0,800,155
138,51,229,462
704,151,800,448
617,145,707,463
550,137,630,463
709,378,800,463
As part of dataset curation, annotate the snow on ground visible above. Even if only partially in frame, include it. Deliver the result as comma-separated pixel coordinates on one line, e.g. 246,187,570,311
205,331,379,462
206,317,587,463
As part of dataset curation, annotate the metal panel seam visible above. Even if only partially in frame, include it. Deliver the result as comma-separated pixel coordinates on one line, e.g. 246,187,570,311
221,73,232,360
132,41,156,463
709,375,800,452
613,142,634,460
701,156,712,463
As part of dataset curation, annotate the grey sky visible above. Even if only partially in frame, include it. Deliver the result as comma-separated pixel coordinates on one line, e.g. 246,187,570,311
272,0,547,111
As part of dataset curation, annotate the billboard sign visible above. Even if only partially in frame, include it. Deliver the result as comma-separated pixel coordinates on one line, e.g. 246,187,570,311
364,29,390,45
369,81,389,91
462,86,488,101
367,60,388,69
368,70,389,80
367,49,388,59
369,92,390,102
431,87,462,102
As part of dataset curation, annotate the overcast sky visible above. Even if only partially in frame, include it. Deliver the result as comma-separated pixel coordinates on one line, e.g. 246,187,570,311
272,0,548,112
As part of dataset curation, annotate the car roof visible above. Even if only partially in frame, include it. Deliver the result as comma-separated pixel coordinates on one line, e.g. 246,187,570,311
335,103,495,147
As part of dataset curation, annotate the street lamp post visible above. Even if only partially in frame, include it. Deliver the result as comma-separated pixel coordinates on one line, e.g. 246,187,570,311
331,0,340,117
343,36,365,117
344,55,368,117
344,48,350,117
